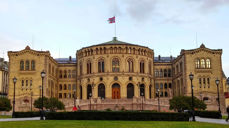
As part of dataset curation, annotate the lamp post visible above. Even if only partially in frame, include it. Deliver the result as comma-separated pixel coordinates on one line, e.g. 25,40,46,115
40,70,46,120
89,93,92,110
141,92,144,111
39,85,42,98
73,89,76,107
157,89,160,112
215,78,222,118
189,72,195,121
31,92,33,111
12,77,17,118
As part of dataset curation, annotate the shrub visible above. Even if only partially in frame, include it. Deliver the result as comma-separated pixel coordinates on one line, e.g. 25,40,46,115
169,96,206,112
195,110,221,119
0,97,12,111
46,111,189,121
34,97,65,111
14,112,40,118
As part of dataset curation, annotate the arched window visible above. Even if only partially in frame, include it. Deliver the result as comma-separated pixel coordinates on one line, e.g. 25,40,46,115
64,84,67,90
164,69,167,77
98,59,105,73
160,69,163,77
206,59,211,68
98,84,105,99
127,83,134,98
164,83,168,89
128,59,134,72
140,60,144,73
80,62,83,75
112,58,120,72
168,69,172,77
195,59,200,69
64,70,67,78
68,70,71,78
201,59,205,68
21,80,24,87
59,70,62,78
155,69,159,77
31,60,35,70
149,85,152,99
59,84,62,91
87,60,92,74
20,60,24,70
25,60,30,70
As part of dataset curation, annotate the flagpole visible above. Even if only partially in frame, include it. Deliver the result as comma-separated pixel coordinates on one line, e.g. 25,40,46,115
114,16,116,37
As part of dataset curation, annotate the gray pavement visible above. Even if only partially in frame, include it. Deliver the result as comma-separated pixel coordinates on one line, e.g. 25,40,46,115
195,116,229,125
0,117,40,122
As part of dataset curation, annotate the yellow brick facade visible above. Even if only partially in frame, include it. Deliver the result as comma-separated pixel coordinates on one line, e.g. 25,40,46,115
7,38,228,112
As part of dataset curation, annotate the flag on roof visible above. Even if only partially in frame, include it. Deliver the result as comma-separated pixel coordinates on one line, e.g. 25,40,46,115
108,16,115,23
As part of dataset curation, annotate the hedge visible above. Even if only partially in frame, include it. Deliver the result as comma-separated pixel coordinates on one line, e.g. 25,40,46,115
195,110,221,119
14,112,40,118
46,111,189,121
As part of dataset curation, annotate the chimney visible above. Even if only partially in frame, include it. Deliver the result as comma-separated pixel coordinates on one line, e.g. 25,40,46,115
69,56,72,61
158,55,161,60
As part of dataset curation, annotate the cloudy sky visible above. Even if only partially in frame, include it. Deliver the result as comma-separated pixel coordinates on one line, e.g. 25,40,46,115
0,0,229,76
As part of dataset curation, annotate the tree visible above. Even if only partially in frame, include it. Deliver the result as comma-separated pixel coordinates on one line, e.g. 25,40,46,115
0,97,12,111
169,96,206,112
33,97,49,109
46,98,65,112
33,97,65,111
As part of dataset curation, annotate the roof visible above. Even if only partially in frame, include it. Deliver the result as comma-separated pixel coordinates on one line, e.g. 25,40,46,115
154,56,175,63
83,37,148,49
55,58,77,64
0,58,8,71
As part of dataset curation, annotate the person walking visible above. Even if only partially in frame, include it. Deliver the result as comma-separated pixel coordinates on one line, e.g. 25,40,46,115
226,106,229,122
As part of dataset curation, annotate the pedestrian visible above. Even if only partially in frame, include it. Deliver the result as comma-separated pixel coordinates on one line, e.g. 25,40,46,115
226,106,229,122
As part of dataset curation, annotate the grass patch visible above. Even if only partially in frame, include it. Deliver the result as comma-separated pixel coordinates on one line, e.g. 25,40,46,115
0,115,11,119
222,116,228,119
0,120,228,128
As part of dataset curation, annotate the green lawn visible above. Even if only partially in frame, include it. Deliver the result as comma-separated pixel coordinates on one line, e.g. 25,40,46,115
0,115,11,119
0,120,228,128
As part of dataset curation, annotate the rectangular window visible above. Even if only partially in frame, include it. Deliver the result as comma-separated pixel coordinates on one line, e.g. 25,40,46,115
199,78,202,88
68,84,71,90
59,93,62,98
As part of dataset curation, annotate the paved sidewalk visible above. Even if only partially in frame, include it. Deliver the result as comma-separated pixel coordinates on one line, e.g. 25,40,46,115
195,116,229,125
0,117,40,122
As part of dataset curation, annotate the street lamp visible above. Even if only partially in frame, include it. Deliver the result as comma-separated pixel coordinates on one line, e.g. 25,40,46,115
12,77,17,118
73,89,76,107
189,72,195,121
141,92,144,111
39,85,42,98
31,92,33,111
89,93,92,110
40,70,46,120
215,78,222,118
157,89,160,112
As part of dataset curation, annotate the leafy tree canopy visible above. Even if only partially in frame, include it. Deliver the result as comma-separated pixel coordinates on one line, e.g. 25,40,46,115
0,97,12,111
169,96,206,112
33,97,65,111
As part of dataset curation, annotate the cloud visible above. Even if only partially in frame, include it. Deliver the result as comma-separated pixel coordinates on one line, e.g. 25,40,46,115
123,0,158,21
189,0,229,11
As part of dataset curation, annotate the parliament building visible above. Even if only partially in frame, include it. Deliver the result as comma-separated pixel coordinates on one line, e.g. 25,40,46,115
7,37,229,112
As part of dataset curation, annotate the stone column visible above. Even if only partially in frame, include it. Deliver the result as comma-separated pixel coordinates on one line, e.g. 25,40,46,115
83,85,87,100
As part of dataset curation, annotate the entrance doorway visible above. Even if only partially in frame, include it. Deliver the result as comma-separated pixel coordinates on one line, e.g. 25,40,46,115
112,83,120,99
